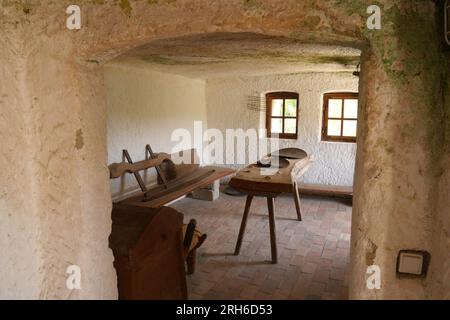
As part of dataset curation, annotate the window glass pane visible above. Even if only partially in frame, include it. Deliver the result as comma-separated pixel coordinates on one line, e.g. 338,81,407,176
328,99,343,118
284,119,297,134
284,99,297,117
344,99,358,119
343,120,357,137
327,120,342,136
271,99,283,116
271,118,283,134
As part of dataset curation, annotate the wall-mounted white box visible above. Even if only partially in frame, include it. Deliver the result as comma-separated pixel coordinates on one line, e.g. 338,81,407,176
398,252,424,275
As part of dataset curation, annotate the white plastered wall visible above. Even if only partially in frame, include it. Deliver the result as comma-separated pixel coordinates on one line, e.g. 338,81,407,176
205,72,359,187
104,62,207,199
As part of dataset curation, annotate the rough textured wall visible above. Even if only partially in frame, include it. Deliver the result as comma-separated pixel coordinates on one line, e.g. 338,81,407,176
0,4,42,299
206,72,359,186
1,0,449,299
431,152,450,299
104,61,207,199
350,1,450,299
428,47,450,299
0,0,118,299
17,3,118,299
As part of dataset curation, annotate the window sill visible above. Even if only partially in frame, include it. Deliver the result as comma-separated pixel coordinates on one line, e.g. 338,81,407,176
266,136,298,141
321,140,356,145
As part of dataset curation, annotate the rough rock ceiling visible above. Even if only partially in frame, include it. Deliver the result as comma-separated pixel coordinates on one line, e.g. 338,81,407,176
111,33,362,79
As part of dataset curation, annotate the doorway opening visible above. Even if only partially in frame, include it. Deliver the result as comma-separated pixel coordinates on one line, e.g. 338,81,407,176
104,32,362,300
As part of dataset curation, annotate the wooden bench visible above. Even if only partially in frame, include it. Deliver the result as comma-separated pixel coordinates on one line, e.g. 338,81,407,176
109,146,235,208
108,146,234,299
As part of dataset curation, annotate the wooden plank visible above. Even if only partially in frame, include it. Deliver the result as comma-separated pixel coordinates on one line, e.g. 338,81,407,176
119,167,235,208
298,183,353,199
229,157,313,194
143,169,217,202
271,148,307,159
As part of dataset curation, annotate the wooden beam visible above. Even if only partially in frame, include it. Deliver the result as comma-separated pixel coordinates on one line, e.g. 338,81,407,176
298,183,353,199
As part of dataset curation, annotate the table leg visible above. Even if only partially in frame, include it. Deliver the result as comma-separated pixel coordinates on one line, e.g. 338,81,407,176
267,197,278,264
234,195,253,256
293,181,303,221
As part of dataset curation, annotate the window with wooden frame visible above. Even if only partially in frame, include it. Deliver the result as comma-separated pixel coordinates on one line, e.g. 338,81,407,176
322,92,359,143
265,92,299,139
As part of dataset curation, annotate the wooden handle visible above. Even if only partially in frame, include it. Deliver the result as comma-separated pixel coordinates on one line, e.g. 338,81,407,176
109,153,172,179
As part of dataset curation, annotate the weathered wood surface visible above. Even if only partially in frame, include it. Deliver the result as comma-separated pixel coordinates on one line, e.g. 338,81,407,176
229,156,313,195
118,166,235,208
109,204,187,300
271,148,308,160
231,150,313,264
109,148,235,207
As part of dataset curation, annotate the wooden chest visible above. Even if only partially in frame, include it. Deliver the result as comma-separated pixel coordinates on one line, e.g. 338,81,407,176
109,203,187,300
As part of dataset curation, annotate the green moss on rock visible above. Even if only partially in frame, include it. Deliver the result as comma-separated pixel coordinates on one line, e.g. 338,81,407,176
119,0,132,16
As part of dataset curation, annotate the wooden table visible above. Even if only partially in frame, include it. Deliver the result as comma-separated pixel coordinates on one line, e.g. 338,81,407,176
229,156,313,264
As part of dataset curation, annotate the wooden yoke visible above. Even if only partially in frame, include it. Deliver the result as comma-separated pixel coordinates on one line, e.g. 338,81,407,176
108,153,172,179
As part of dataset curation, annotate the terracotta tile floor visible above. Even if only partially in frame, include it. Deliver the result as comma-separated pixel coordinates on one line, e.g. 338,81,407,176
170,188,352,300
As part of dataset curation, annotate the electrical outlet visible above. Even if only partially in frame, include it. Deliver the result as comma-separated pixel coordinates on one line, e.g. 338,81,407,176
396,250,430,277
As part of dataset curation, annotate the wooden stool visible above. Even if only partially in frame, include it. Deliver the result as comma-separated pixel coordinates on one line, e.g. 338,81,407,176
230,153,313,264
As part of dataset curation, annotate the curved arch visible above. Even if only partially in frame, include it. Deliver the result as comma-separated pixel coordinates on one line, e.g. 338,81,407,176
3,1,445,300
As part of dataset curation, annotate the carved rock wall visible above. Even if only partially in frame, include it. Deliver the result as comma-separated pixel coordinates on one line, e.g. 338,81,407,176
0,0,448,299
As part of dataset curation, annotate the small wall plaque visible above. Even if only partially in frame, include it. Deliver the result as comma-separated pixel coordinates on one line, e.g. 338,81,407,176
396,250,430,278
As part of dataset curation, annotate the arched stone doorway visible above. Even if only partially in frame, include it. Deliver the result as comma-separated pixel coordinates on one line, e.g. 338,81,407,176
1,0,448,299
